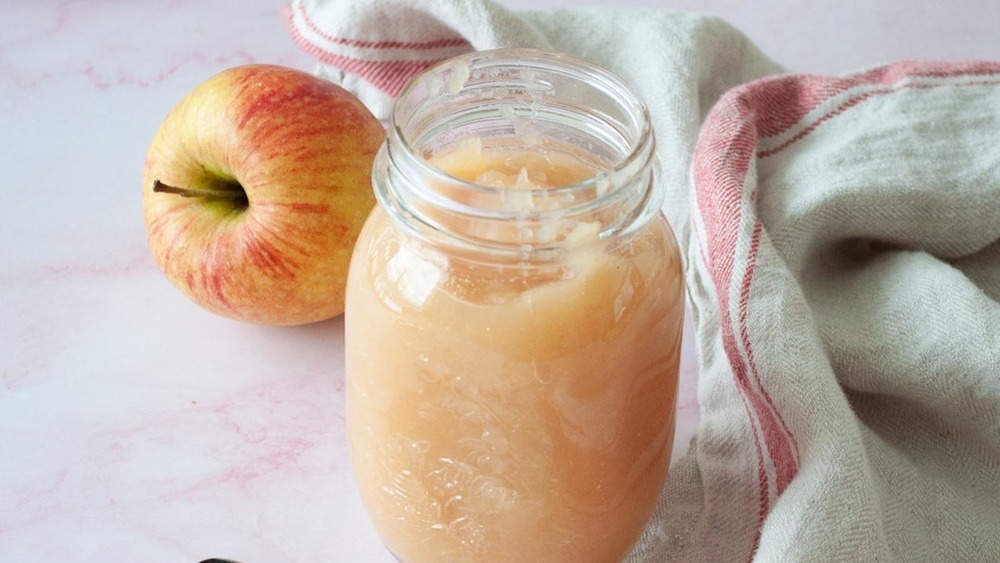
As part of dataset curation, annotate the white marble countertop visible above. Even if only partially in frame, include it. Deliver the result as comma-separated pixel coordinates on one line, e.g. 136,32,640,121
2,1,998,561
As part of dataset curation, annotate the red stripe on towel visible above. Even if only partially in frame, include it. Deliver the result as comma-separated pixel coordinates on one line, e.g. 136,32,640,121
693,102,781,553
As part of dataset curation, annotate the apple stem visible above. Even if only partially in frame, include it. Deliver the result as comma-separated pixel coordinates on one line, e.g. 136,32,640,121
152,179,247,202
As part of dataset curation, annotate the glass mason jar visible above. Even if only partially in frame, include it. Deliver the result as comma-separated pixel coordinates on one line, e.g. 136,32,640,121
344,48,685,563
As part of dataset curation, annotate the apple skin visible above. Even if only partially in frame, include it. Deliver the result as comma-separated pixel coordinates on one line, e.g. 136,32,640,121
142,64,385,325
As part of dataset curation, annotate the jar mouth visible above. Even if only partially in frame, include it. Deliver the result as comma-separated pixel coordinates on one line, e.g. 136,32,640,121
389,48,654,202
376,48,662,254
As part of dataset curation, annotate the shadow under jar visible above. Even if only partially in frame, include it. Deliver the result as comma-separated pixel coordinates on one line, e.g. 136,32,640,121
344,48,685,563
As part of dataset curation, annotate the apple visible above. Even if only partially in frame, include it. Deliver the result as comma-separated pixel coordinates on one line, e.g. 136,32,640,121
142,64,385,325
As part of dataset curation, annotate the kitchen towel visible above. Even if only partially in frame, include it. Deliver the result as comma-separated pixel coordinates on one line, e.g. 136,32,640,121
285,0,1000,560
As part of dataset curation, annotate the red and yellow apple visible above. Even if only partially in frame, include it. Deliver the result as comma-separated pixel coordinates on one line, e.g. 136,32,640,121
142,64,385,325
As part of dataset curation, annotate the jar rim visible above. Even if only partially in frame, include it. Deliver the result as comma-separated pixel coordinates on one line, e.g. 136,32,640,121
388,48,655,200
375,47,663,255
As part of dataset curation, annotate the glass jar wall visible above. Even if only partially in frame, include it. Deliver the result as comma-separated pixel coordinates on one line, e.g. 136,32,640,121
344,49,685,563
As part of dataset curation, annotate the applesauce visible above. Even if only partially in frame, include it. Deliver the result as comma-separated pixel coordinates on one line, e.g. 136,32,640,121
344,49,684,562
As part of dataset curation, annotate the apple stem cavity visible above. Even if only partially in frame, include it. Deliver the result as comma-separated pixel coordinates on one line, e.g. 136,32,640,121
152,179,249,208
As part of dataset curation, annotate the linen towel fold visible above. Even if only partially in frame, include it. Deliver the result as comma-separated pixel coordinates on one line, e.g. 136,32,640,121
286,1,1000,560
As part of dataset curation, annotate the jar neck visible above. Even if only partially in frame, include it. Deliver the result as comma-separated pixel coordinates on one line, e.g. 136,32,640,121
373,48,661,258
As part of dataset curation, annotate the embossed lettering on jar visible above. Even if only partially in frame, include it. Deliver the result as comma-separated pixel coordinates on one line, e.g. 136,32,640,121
344,48,685,563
